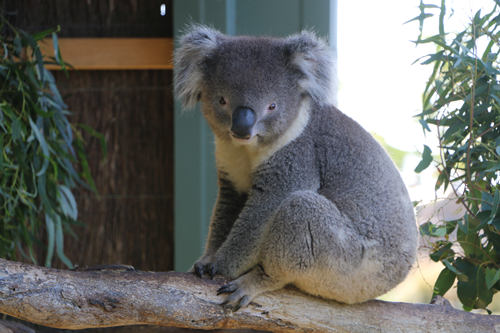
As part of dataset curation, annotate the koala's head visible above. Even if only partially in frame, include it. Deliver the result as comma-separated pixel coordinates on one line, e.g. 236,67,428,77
174,25,334,146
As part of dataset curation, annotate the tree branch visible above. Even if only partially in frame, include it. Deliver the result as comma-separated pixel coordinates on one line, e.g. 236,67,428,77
0,258,499,332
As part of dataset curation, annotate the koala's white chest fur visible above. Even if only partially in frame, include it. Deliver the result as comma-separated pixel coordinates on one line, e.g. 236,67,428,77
215,101,310,193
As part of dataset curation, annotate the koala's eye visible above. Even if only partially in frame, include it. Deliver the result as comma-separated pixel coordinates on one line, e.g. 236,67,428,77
268,103,277,111
219,97,227,105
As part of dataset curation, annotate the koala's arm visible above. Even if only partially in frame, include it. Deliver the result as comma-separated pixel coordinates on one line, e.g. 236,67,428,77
213,159,313,278
212,191,281,278
203,176,247,257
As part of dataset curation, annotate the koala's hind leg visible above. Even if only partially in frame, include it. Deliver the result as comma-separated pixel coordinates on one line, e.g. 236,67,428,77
262,190,379,304
219,190,371,309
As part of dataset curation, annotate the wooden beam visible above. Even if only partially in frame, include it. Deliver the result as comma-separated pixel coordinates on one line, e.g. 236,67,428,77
40,38,174,70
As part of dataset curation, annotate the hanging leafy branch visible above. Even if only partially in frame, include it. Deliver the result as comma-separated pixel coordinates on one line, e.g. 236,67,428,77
0,15,103,267
411,0,500,312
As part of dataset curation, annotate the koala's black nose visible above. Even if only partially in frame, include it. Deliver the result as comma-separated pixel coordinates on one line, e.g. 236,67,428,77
231,107,256,139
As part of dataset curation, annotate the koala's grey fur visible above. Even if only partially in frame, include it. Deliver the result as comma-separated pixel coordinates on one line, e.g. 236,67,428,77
174,25,417,310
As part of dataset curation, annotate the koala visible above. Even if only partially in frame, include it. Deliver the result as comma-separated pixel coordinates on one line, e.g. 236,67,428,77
174,25,417,310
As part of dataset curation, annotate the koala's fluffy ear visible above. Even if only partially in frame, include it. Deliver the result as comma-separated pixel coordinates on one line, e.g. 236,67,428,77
174,25,222,109
285,31,335,106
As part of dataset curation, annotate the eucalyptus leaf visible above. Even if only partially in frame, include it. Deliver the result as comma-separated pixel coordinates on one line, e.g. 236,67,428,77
11,118,22,141
433,267,456,296
29,118,50,176
485,268,500,290
430,242,454,262
442,259,464,278
420,221,447,237
44,213,55,267
58,185,78,220
477,266,494,309
32,27,58,41
55,215,73,269
418,118,431,132
414,145,433,173
492,218,500,231
456,259,477,308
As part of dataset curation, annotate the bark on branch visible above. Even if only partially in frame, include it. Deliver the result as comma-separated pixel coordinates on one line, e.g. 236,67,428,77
0,258,499,332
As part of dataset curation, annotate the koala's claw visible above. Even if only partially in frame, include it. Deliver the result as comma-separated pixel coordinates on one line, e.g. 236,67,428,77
193,263,203,277
194,262,217,279
217,283,237,295
234,295,251,311
193,263,205,277
208,264,217,279
221,294,251,312
217,281,252,311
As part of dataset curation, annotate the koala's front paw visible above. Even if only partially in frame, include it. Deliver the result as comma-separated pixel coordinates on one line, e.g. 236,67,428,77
191,255,217,279
194,262,217,279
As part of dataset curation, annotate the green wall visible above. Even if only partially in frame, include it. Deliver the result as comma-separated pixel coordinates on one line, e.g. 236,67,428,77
173,0,338,271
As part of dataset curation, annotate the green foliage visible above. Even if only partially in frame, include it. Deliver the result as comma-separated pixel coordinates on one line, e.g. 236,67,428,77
0,16,101,267
413,0,500,312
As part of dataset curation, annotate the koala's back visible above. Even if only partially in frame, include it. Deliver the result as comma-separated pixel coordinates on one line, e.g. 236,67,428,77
308,105,416,236
305,105,417,268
